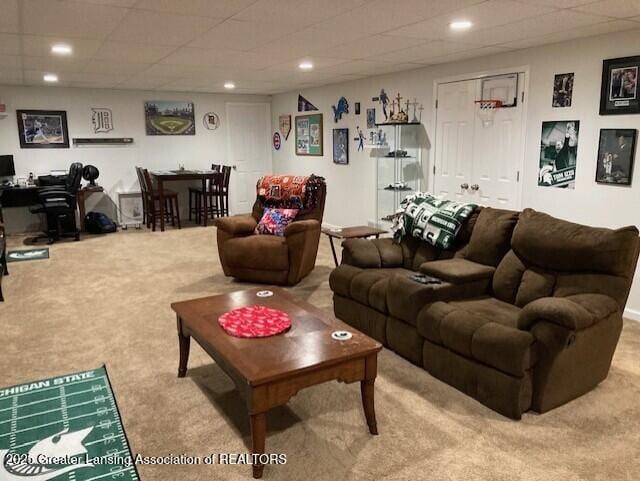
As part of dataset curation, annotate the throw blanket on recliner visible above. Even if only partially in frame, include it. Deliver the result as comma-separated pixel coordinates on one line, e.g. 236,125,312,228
257,174,325,210
392,192,477,249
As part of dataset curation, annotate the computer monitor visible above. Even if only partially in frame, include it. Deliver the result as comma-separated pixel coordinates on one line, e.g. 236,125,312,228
0,155,15,176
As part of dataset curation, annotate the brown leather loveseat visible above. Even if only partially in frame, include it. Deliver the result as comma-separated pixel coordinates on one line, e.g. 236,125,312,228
329,208,639,419
215,182,326,285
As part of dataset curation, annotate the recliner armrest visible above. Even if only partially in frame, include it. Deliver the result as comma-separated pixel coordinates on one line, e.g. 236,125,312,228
284,219,319,237
517,294,619,331
420,258,495,284
341,238,402,268
214,215,257,235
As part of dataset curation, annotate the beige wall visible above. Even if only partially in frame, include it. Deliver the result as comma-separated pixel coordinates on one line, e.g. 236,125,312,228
271,28,640,318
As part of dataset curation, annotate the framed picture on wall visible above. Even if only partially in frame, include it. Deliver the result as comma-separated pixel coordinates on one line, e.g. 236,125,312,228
552,72,574,107
295,113,323,156
144,101,195,135
599,55,640,115
538,120,580,189
595,129,636,185
333,128,348,165
16,110,70,148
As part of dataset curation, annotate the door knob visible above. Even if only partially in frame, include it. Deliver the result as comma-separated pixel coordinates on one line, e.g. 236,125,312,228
470,184,479,191
232,165,237,170
460,183,469,190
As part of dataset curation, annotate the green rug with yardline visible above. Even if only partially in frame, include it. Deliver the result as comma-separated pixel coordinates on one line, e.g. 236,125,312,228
0,366,139,481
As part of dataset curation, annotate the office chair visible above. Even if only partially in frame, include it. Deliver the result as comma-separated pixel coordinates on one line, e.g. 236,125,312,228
29,162,83,244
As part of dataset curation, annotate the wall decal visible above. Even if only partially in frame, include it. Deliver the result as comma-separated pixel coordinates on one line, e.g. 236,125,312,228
596,128,636,185
298,94,318,112
16,110,70,149
538,120,579,189
371,89,389,120
144,101,195,135
552,73,574,108
333,128,348,165
279,114,291,140
203,112,220,130
354,126,365,151
91,108,113,133
332,96,349,122
273,132,281,150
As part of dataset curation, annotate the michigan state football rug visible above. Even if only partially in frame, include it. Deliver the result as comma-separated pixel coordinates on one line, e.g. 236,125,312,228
0,366,139,481
7,248,49,263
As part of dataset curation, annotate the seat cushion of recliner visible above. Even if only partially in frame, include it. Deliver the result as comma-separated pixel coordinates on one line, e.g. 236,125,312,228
418,297,534,377
223,234,288,270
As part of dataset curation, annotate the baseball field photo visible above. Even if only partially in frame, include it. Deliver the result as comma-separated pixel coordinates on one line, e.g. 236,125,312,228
144,101,195,136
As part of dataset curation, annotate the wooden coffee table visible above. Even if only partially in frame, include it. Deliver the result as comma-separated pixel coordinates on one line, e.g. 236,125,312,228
171,287,382,478
321,225,388,266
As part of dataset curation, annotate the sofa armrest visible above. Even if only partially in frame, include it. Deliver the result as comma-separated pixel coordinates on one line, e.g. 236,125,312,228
420,258,495,284
284,219,319,237
214,215,257,235
341,238,402,268
517,294,619,331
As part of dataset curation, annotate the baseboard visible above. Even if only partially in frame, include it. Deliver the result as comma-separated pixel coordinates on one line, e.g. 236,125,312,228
321,222,342,231
624,307,640,322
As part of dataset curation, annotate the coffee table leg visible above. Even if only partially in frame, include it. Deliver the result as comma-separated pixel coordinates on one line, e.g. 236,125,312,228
361,354,378,435
177,315,190,378
250,412,266,479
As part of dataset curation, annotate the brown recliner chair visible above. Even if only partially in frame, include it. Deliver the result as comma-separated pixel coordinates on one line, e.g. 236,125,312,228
214,182,326,285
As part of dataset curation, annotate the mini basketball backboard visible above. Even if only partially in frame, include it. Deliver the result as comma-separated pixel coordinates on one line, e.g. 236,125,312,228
480,74,518,107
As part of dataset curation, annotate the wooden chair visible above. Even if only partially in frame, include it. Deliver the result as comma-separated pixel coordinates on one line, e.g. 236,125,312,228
141,168,181,231
193,172,225,224
188,164,230,222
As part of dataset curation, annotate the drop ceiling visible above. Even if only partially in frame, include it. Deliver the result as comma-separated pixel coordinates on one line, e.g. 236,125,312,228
0,0,639,95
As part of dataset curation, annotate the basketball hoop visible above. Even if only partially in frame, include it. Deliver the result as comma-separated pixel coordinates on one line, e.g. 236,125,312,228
475,99,502,127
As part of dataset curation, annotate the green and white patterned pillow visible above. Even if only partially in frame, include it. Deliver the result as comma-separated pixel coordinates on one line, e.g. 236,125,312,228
392,193,477,249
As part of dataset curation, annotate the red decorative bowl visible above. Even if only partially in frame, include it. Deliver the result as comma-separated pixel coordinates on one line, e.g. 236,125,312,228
218,305,291,338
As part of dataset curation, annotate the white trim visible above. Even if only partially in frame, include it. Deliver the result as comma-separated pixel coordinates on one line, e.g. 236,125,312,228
321,222,342,231
624,307,640,322
430,65,530,210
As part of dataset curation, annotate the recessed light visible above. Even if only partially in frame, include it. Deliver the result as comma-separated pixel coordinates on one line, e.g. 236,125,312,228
51,44,73,55
450,20,472,31
224,82,235,89
43,73,59,83
298,61,313,70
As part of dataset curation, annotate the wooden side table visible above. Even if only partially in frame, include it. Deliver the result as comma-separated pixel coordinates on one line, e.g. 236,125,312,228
321,225,388,266
77,185,105,231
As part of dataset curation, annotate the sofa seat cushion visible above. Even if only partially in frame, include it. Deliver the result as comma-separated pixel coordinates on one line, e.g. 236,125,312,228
329,265,411,313
420,258,495,283
223,234,288,271
418,297,535,377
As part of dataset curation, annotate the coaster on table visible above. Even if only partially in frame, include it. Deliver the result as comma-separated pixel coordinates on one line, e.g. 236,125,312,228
218,305,291,338
256,290,274,298
331,330,353,341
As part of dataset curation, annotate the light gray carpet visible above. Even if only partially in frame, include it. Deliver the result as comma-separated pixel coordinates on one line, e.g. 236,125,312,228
1,226,639,480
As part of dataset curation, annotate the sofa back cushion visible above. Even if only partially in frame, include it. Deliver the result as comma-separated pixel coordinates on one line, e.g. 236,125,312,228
465,207,519,266
492,209,640,308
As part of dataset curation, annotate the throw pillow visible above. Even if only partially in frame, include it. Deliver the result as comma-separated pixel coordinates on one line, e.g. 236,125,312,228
255,208,299,236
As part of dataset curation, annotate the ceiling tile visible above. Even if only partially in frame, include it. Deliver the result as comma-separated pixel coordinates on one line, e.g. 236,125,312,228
574,0,640,19
22,36,103,58
108,10,223,46
0,69,22,84
0,55,22,72
511,0,596,6
0,33,20,55
250,27,361,61
72,0,138,6
0,0,18,33
21,0,129,38
498,19,640,49
233,0,370,27
117,74,173,89
83,59,151,75
315,35,427,60
427,46,513,65
140,62,219,79
94,42,176,63
135,0,257,18
188,20,293,52
371,40,475,63
22,56,87,73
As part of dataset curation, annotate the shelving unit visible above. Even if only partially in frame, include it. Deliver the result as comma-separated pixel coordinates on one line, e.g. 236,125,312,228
375,122,423,227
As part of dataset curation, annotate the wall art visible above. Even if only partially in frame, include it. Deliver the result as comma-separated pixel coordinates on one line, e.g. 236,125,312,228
538,120,579,189
333,128,348,165
596,128,636,185
298,94,318,112
16,110,69,149
600,55,640,115
295,113,323,156
203,112,220,130
552,73,574,108
144,101,195,135
91,108,113,133
332,96,349,122
366,108,376,128
279,114,291,139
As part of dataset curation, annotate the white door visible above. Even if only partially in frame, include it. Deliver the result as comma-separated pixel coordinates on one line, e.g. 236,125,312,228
433,73,525,210
226,102,272,215
433,79,476,202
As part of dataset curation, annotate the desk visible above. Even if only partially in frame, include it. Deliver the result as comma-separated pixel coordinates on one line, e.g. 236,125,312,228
150,170,220,232
321,225,388,266
0,186,39,222
77,186,105,231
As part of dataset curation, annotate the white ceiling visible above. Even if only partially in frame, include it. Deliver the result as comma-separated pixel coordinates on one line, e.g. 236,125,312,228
1,0,639,94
